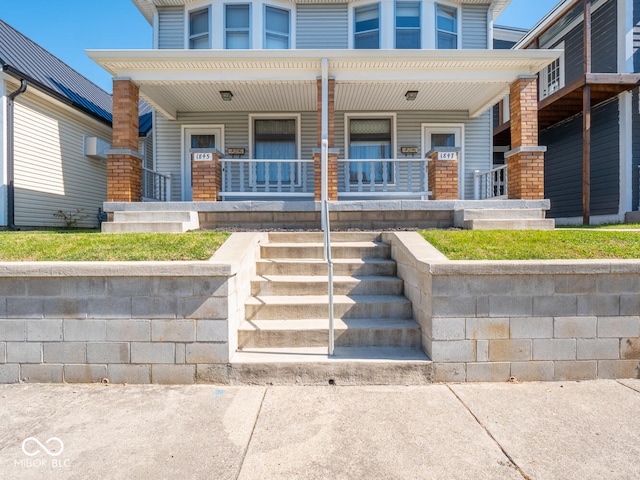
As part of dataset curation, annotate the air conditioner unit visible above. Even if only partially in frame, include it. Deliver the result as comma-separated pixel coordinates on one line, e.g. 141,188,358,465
84,136,111,161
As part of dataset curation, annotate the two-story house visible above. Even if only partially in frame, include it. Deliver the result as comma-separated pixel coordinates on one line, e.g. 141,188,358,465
494,0,640,225
89,0,560,230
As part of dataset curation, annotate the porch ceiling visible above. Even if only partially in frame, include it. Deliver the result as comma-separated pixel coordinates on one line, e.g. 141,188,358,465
88,49,560,120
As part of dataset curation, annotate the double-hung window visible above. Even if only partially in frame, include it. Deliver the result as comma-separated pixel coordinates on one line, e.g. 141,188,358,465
265,6,290,49
225,4,250,49
435,3,457,49
189,7,210,49
349,118,393,185
354,4,380,49
395,2,420,49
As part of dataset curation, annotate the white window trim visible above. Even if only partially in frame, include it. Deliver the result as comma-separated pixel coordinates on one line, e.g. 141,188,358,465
181,124,225,201
263,4,292,49
349,0,390,49
394,0,422,49
421,123,465,197
224,3,252,49
540,41,565,100
434,1,461,50
248,113,301,186
185,3,212,50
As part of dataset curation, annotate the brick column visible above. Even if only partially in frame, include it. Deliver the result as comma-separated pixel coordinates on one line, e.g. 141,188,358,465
507,76,546,200
108,79,142,202
428,149,459,200
314,150,339,201
192,152,222,201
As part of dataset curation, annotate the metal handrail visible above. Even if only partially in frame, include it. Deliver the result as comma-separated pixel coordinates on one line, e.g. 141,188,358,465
142,168,171,202
321,139,335,356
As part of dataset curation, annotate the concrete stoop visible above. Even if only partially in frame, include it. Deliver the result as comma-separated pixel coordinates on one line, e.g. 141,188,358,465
101,210,200,233
454,208,555,230
233,232,431,384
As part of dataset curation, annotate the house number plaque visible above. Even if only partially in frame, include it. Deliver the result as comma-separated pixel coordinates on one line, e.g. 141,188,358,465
438,152,457,161
193,152,213,161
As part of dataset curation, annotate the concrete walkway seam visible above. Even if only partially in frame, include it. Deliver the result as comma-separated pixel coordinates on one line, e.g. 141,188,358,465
235,387,268,480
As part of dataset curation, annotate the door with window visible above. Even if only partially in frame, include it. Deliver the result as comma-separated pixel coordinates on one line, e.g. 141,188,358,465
423,124,463,195
348,118,393,188
183,127,222,200
253,119,297,188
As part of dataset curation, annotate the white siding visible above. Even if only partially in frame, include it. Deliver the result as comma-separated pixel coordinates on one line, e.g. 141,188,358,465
158,6,185,49
12,90,111,228
296,4,348,49
461,4,489,50
463,111,492,199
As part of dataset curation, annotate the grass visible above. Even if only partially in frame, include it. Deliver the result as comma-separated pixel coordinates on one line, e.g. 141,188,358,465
0,230,231,261
557,223,640,229
420,229,640,260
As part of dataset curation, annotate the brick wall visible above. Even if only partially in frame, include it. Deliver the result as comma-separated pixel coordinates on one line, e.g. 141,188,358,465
427,151,459,200
314,151,339,201
192,152,222,201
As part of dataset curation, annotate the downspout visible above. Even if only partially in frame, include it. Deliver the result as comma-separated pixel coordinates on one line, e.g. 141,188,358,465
5,77,28,230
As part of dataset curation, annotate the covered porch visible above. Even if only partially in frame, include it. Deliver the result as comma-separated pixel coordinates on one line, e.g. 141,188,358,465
89,49,560,210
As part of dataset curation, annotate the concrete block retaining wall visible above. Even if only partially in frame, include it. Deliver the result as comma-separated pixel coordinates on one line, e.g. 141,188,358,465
0,233,262,385
385,232,640,382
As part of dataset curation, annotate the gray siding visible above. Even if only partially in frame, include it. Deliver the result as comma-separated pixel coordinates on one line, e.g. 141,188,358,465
296,4,348,49
541,99,620,218
158,6,184,49
635,0,640,72
633,89,640,210
461,4,489,49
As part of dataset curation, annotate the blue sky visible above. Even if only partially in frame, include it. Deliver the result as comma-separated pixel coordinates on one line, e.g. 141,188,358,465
1,0,560,93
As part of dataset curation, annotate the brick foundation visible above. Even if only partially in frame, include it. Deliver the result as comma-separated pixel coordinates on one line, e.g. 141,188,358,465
507,150,545,200
192,152,222,201
428,150,459,200
107,154,142,203
314,151,339,201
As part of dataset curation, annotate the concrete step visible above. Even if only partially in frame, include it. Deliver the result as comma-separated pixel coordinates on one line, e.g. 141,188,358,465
245,294,412,321
101,221,191,233
112,211,199,223
267,232,382,243
464,219,555,230
251,275,404,296
455,208,547,221
212,347,433,385
238,318,421,348
256,258,397,277
261,242,390,260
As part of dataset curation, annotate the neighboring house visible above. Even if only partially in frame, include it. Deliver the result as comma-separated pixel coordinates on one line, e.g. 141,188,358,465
493,0,640,225
88,0,559,224
0,19,154,229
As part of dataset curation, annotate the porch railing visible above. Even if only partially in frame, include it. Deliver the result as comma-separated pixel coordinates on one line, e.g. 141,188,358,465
338,159,431,199
474,165,508,200
142,168,171,202
219,159,314,198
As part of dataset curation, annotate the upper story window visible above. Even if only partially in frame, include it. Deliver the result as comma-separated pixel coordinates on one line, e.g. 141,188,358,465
265,6,290,49
189,7,211,49
435,3,457,49
225,4,251,49
354,4,380,49
395,2,420,49
540,43,565,99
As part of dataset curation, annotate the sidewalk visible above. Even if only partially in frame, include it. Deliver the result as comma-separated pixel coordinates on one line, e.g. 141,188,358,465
1,380,638,479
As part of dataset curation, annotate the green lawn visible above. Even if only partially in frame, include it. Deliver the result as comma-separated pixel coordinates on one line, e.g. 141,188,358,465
420,229,640,260
0,230,230,261
557,223,640,229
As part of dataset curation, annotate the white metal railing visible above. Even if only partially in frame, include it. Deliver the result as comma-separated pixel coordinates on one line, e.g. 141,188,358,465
320,140,335,356
219,159,314,197
474,165,508,200
339,159,430,199
142,168,171,201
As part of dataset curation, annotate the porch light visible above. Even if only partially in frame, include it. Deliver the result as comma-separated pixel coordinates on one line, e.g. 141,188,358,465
405,90,418,101
220,91,233,101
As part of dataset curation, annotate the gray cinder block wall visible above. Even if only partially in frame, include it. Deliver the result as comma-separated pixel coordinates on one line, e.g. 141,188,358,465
386,232,640,382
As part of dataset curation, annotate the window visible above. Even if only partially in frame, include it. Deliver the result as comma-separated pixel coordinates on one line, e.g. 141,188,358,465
189,7,210,49
540,43,564,99
265,6,290,49
354,4,380,49
254,119,297,184
435,4,457,49
349,118,392,184
395,2,420,49
225,4,250,49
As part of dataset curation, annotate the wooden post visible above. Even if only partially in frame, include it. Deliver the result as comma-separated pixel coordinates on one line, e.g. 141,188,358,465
582,0,592,225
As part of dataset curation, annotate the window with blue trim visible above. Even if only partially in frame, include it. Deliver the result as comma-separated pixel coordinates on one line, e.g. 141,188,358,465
225,4,250,49
189,7,210,49
396,2,420,49
265,6,290,49
436,4,457,49
354,4,380,49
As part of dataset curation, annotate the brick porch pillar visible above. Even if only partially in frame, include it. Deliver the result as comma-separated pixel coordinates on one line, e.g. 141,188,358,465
192,152,222,201
428,149,460,200
314,78,337,201
507,75,546,200
108,79,142,202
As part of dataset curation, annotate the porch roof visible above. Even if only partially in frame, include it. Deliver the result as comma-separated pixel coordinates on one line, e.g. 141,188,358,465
87,49,560,121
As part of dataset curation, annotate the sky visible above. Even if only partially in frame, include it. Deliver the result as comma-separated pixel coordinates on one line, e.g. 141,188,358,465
0,0,560,94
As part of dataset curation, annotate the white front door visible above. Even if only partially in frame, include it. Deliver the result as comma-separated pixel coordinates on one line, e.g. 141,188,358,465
423,124,464,197
183,127,223,200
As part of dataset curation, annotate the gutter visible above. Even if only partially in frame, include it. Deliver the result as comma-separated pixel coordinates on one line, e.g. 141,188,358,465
5,76,27,230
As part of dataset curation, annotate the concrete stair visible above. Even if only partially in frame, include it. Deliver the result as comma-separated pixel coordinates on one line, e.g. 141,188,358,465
454,208,555,230
232,232,430,384
102,211,199,233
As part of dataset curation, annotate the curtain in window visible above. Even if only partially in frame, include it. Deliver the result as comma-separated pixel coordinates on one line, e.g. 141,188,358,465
254,119,296,184
349,119,392,183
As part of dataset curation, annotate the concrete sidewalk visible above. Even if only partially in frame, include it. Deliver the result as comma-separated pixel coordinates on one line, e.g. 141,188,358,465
1,380,639,480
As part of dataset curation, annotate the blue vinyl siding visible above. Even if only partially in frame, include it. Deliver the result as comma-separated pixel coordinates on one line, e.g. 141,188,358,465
158,6,185,49
296,4,348,49
461,4,488,49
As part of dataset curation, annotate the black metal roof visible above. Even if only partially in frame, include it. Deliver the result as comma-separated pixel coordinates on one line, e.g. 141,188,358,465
0,19,152,135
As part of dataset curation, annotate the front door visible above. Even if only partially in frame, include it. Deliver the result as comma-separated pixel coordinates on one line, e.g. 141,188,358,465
423,124,463,197
183,127,222,200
